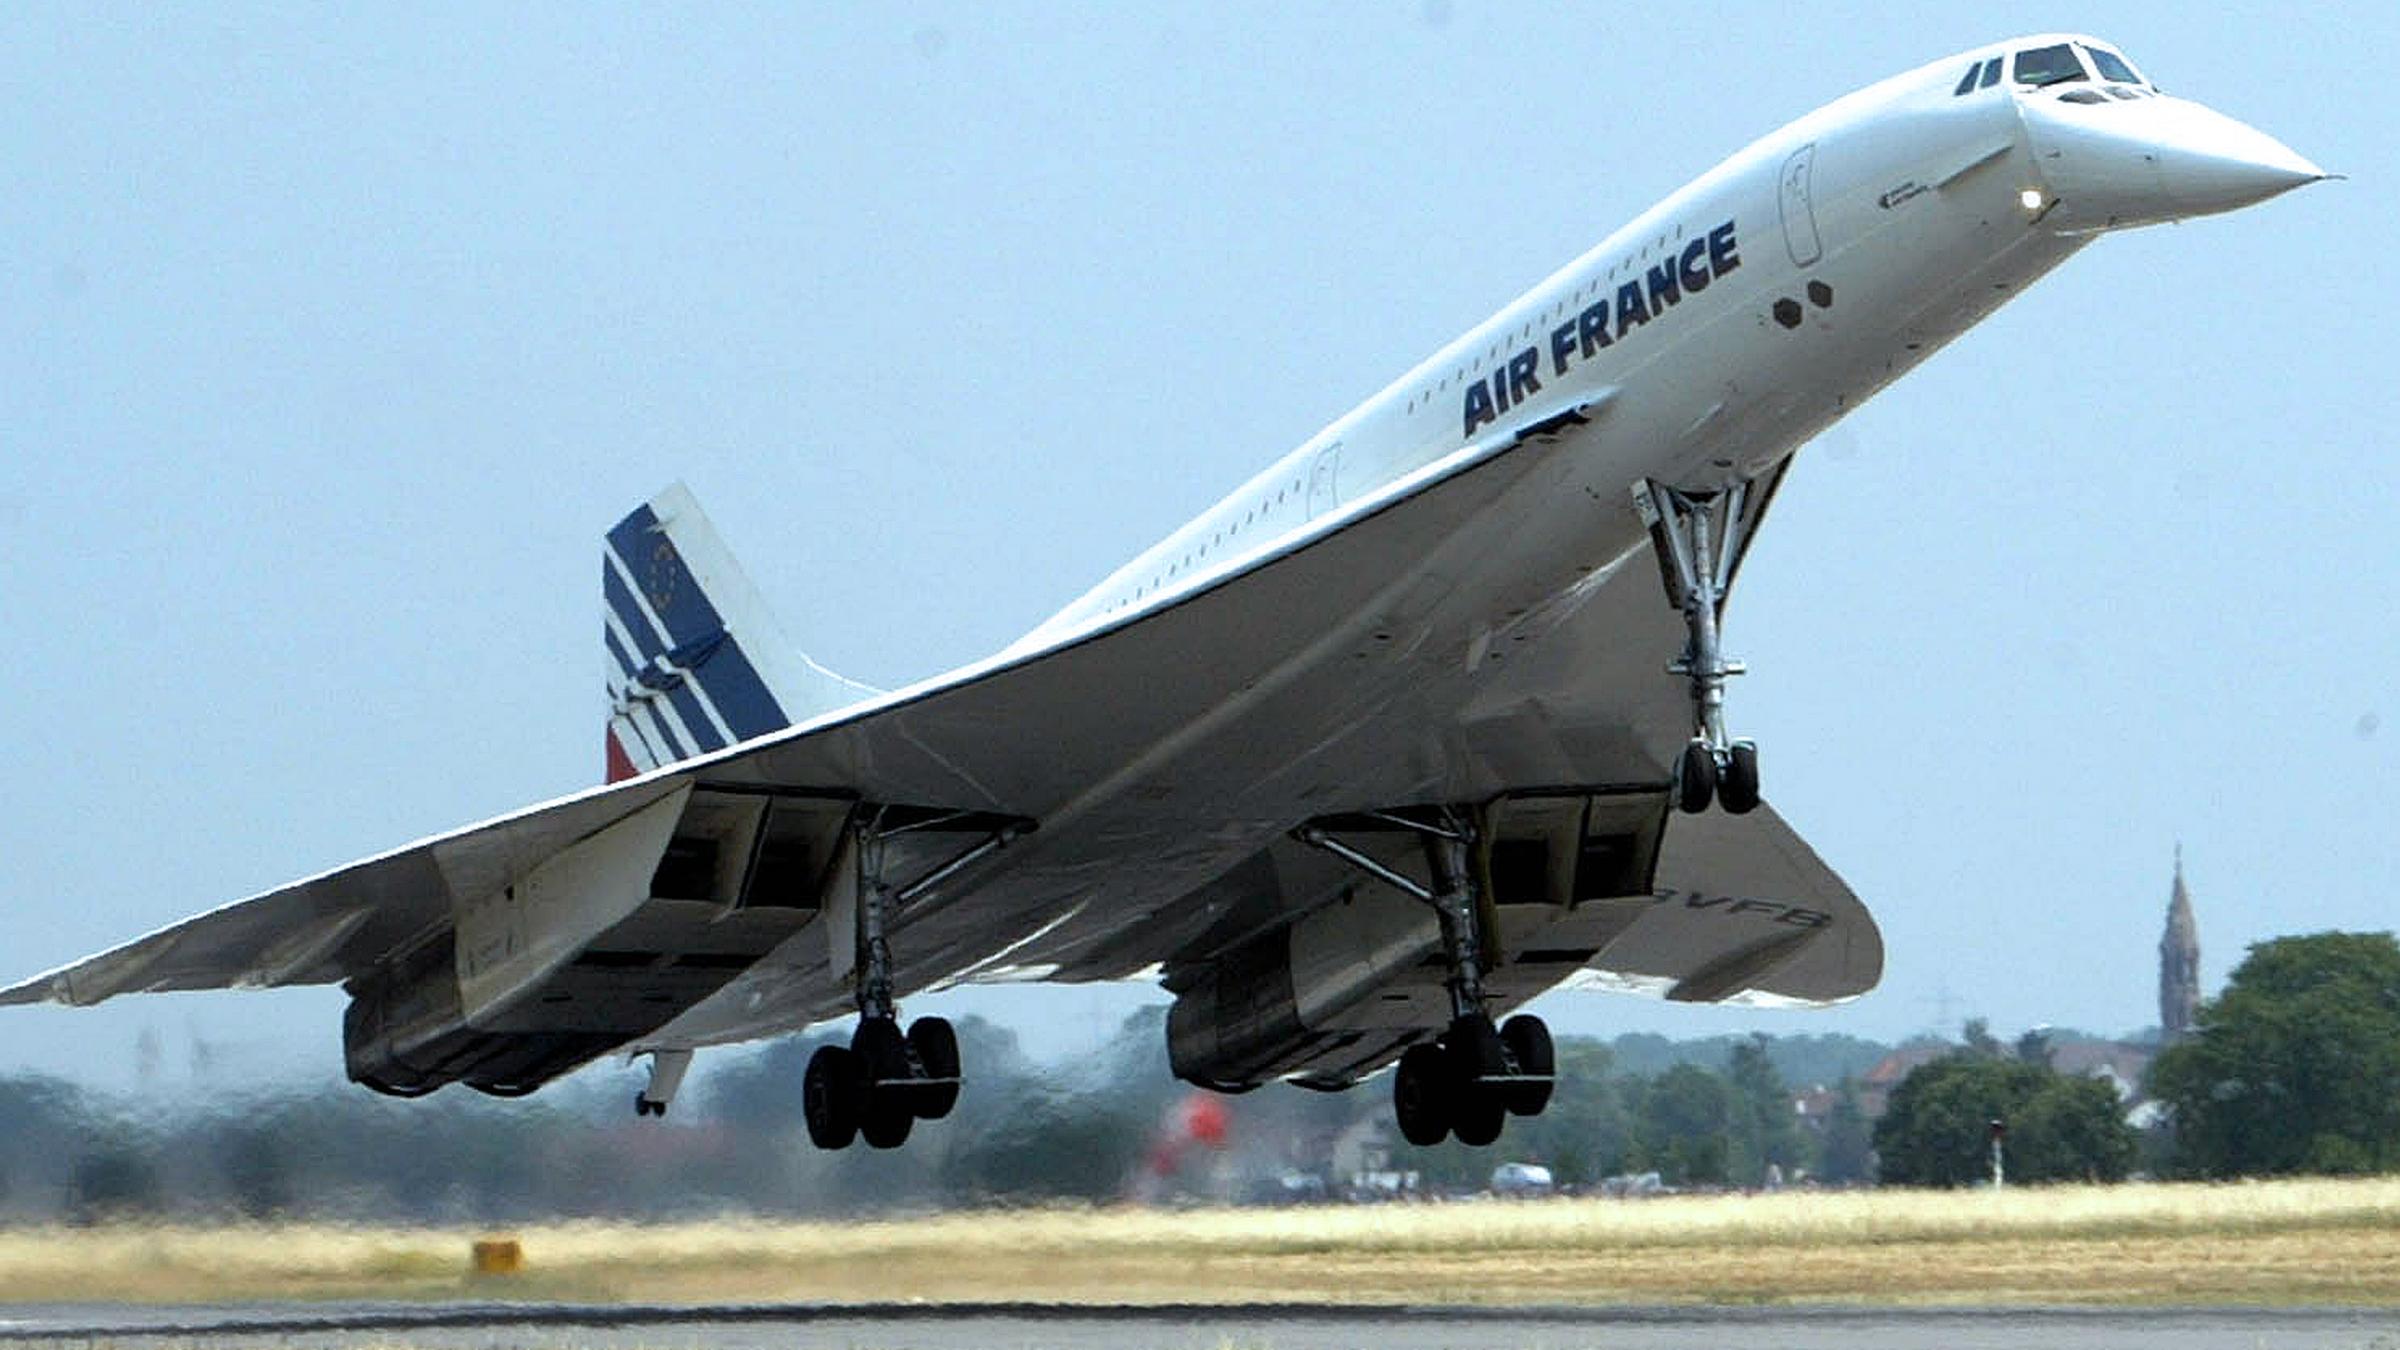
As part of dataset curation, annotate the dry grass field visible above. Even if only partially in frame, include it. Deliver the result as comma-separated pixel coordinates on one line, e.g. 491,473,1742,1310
2,1177,2396,1307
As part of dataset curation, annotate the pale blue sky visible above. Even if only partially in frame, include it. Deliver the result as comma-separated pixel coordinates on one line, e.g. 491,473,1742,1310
2,4,2390,1094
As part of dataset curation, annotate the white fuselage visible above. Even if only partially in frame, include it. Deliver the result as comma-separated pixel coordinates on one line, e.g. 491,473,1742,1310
645,34,2319,1055
6,35,2323,1105
1023,42,2086,653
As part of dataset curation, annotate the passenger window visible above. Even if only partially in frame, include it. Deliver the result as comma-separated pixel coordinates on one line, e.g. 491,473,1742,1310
1978,57,2002,88
1954,65,1980,96
2013,44,2087,88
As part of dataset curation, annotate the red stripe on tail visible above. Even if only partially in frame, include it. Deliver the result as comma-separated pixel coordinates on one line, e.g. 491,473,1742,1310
604,728,640,783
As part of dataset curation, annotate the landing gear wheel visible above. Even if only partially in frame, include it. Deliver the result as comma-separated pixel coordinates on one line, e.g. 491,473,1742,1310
1677,740,1718,814
1443,1014,1510,1147
852,1016,912,1080
634,1094,665,1119
907,1017,961,1120
1719,740,1760,815
803,1044,866,1150
850,1017,917,1149
1393,1042,1452,1147
1499,1014,1555,1117
861,1093,915,1149
1445,1013,1507,1082
1450,1090,1506,1147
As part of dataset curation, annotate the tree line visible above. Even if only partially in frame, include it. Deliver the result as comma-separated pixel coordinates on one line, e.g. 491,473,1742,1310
1871,931,2400,1185
1,929,2391,1220
0,1018,1885,1223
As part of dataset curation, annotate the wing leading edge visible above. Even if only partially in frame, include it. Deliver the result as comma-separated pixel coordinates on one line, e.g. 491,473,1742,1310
0,408,1600,1020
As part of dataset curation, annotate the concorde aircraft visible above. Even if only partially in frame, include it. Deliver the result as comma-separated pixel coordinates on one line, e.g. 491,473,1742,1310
3,36,2321,1150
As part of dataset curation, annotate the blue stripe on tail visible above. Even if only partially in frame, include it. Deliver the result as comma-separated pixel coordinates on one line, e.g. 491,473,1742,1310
603,626,687,762
602,561,726,754
604,506,788,742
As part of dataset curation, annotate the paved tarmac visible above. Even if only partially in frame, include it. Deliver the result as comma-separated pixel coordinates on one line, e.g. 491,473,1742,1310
1,1303,2397,1350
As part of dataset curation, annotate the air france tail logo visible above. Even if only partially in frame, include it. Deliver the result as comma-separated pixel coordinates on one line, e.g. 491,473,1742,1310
645,540,682,613
1463,220,1741,440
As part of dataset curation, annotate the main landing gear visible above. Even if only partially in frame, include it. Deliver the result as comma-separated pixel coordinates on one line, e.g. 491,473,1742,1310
1634,475,1779,815
802,807,1024,1151
802,1011,960,1150
1296,808,1556,1148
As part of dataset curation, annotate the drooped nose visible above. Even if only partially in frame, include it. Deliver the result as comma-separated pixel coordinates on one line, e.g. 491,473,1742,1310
2147,99,2324,213
2020,93,2325,230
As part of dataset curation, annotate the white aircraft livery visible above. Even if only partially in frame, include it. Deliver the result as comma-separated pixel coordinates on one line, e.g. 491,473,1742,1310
5,37,2321,1150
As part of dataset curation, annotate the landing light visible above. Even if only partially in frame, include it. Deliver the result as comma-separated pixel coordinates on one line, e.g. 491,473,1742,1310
2019,188,2047,211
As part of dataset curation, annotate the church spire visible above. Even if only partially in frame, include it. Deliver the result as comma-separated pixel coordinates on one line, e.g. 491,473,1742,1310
2160,844,2201,1041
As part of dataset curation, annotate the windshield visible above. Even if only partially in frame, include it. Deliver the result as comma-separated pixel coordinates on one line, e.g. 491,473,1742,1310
2013,44,2089,88
2082,44,2145,85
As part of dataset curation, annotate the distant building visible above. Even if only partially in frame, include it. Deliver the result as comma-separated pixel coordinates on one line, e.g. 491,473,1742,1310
2160,846,2201,1042
1832,852,2203,1139
2048,1040,2152,1100
1855,1042,1950,1118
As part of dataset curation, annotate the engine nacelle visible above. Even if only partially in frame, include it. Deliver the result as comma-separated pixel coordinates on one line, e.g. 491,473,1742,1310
1168,790,1668,1089
341,930,623,1097
1168,884,1437,1088
341,785,821,1098
342,931,466,1096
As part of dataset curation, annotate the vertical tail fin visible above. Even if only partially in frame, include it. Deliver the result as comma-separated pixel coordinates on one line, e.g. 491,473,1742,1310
601,483,877,782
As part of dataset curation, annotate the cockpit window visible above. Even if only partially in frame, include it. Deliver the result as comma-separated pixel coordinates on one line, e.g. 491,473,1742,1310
2013,44,2088,88
1953,56,2006,97
2083,45,2144,85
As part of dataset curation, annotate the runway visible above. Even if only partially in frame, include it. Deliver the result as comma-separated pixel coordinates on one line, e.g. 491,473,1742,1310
1,1302,2395,1349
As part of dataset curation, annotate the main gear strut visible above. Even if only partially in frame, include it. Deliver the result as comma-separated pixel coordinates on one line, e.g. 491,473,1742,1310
801,806,1029,1151
1294,807,1555,1148
1634,472,1782,814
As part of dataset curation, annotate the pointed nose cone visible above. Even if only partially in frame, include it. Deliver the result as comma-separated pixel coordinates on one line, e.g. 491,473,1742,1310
2150,101,2325,215
2019,92,2325,231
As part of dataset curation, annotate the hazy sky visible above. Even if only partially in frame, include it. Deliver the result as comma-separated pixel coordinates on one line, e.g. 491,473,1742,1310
2,4,2390,1097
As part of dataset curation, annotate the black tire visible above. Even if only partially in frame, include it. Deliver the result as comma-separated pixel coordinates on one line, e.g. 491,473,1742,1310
803,1044,865,1150
1445,1013,1508,1082
1393,1043,1451,1147
1719,740,1760,815
907,1016,962,1120
1451,1090,1506,1147
849,1017,918,1148
861,1093,915,1149
1499,1014,1556,1117
1677,740,1718,814
852,1017,913,1085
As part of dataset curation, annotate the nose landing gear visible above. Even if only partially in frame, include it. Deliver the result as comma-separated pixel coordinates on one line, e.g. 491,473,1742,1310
1635,474,1780,814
